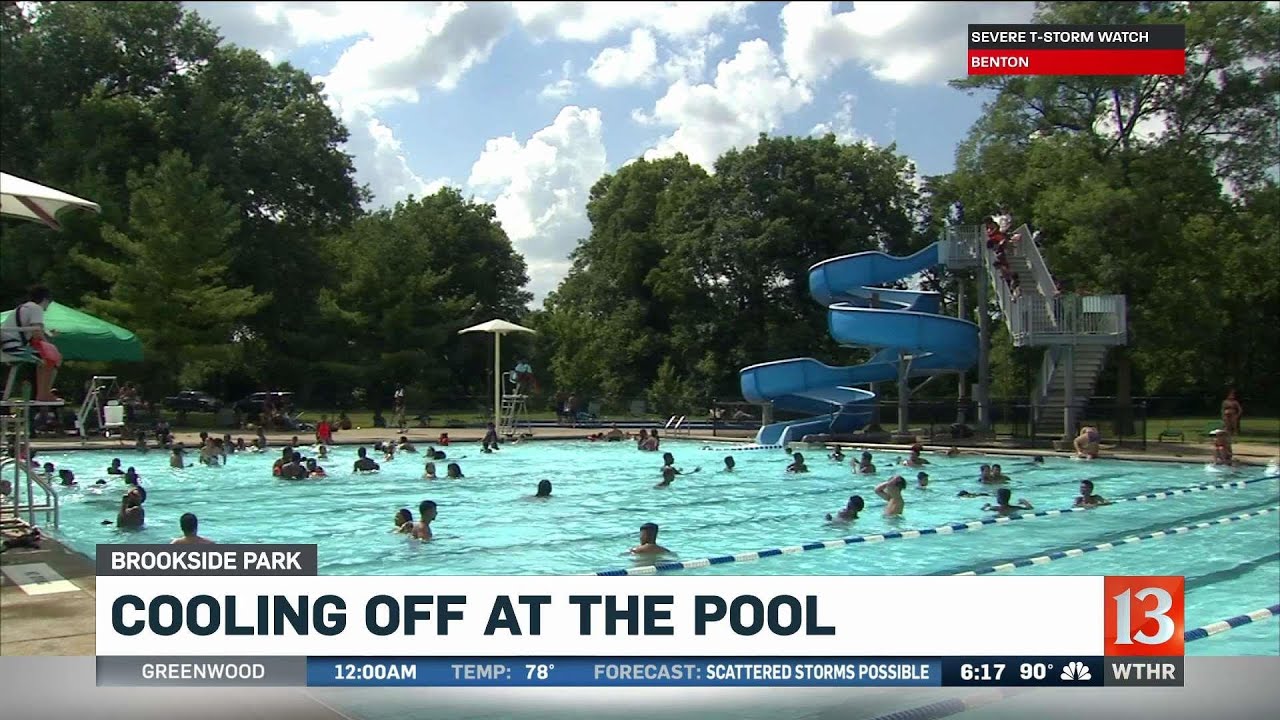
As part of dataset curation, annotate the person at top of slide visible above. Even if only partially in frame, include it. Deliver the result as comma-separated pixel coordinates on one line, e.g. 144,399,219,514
875,476,907,516
0,285,61,402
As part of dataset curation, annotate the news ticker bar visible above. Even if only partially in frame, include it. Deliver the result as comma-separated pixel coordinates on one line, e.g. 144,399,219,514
968,24,1186,76
96,656,1184,688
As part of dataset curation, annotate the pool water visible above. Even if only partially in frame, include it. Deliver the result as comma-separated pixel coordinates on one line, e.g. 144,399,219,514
34,440,1280,654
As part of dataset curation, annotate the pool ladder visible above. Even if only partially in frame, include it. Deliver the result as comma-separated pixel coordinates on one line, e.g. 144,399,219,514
664,415,690,437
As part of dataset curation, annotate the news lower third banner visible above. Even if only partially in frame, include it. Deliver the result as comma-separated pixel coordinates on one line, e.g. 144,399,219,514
968,24,1186,76
94,545,1186,688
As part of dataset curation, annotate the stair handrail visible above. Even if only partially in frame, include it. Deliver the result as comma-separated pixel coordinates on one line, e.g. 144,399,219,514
1010,224,1058,301
0,456,59,527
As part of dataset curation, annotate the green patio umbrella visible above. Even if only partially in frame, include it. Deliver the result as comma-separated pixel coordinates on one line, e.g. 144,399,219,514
0,301,143,362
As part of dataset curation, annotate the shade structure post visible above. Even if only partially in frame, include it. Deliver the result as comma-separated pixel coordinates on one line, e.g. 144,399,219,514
493,332,502,424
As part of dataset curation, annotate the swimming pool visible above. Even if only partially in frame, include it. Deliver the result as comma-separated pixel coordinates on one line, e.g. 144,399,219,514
37,440,1280,654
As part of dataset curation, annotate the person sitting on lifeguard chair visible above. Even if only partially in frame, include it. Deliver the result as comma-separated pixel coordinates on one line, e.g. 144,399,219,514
513,359,538,394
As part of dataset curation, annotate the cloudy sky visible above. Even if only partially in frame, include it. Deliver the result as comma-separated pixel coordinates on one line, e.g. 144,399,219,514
186,1,1035,303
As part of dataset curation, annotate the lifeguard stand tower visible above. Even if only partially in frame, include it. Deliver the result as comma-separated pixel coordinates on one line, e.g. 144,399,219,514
1,353,62,529
499,370,531,438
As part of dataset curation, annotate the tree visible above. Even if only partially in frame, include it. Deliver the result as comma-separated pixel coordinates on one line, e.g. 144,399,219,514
944,1,1280,409
74,151,269,391
319,188,531,407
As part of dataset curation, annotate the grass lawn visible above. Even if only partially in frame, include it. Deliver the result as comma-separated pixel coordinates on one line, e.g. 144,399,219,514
162,407,672,431
1146,416,1279,446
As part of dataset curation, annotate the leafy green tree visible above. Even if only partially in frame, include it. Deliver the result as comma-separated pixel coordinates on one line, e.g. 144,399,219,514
945,1,1280,409
74,151,269,391
319,189,531,407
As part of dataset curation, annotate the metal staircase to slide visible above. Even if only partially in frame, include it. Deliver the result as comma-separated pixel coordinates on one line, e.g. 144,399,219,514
951,223,1127,436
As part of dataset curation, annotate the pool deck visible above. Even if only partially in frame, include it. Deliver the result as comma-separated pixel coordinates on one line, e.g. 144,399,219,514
3,426,1277,657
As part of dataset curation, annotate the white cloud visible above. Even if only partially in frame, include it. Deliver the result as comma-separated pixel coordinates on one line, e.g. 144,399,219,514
641,39,813,169
809,91,866,144
515,1,754,42
660,33,724,84
538,60,578,101
467,106,608,303
587,28,659,87
318,2,515,113
780,1,1034,86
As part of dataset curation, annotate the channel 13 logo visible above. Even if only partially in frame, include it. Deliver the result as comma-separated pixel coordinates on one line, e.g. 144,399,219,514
1104,576,1185,656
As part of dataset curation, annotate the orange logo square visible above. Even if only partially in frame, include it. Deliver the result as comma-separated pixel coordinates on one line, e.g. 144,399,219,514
1104,576,1184,656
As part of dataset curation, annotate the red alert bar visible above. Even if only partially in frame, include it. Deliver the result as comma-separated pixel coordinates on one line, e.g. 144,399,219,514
968,49,1186,76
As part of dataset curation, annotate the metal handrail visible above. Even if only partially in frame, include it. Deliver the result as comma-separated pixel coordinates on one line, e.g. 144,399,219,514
1012,224,1058,300
1009,294,1128,344
0,455,60,528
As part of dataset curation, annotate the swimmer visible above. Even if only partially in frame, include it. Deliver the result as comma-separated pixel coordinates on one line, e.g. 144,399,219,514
57,469,77,487
957,490,990,498
170,445,186,469
393,508,414,534
382,442,396,462
1074,425,1101,459
235,437,247,452
655,466,677,488
662,452,700,475
317,444,329,459
107,458,124,475
290,435,300,449
305,458,327,478
222,434,234,456
829,445,845,461
1075,480,1111,508
482,423,500,452
171,512,215,544
412,500,437,541
124,467,141,486
723,456,736,472
983,488,1033,516
605,424,625,441
134,434,149,453
855,451,876,474
272,447,292,476
353,447,380,472
281,452,307,480
826,495,865,522
534,479,553,499
1210,429,1234,466
437,432,450,446
630,522,669,555
1032,455,1044,464
117,489,145,529
977,464,992,483
423,461,438,479
942,446,960,457
902,444,930,467
250,437,264,453
446,462,464,479
986,464,1010,483
875,475,908,517
39,462,55,479
786,452,809,474
199,438,220,466
917,471,929,489
399,436,417,453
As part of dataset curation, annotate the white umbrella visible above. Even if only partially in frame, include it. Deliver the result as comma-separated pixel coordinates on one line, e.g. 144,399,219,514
458,318,536,425
1,172,101,230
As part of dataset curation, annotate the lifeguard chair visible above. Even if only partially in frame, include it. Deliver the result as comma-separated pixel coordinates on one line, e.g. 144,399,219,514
1,341,64,529
499,370,530,437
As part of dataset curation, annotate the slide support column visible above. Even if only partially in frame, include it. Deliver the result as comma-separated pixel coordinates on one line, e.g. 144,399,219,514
956,276,968,425
897,352,910,434
1062,344,1076,440
976,269,991,432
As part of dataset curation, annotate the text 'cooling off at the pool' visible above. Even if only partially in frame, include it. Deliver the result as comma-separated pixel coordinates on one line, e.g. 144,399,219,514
111,593,836,638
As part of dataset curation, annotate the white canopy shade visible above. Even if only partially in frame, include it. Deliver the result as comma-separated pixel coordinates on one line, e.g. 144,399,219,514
458,318,536,427
0,172,101,230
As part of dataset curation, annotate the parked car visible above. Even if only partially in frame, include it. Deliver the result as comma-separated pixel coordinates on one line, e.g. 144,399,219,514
233,391,294,415
162,390,222,413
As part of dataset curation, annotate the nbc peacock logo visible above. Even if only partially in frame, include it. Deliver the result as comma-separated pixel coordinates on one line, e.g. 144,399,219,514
1060,661,1092,681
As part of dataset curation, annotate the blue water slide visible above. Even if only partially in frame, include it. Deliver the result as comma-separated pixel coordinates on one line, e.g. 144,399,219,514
739,242,978,446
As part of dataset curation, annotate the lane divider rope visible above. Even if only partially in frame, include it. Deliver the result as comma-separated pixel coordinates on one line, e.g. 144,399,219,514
1185,604,1280,642
953,506,1280,576
595,474,1279,576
